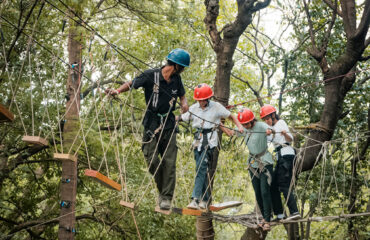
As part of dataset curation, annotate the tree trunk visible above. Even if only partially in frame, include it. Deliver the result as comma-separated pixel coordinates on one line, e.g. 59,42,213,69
241,228,266,240
300,0,370,172
347,107,370,240
58,9,82,240
201,1,271,239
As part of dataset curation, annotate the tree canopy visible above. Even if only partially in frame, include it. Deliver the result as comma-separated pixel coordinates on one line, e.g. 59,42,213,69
0,0,368,239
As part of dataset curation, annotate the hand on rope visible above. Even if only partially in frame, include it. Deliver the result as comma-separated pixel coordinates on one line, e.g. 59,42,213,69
105,88,120,96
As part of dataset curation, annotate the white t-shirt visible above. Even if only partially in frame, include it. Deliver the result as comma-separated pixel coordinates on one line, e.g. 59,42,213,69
272,119,295,156
181,101,230,151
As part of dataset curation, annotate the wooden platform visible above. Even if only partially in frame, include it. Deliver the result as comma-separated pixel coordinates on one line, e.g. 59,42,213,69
54,153,77,162
0,103,14,122
119,200,135,209
169,201,243,217
22,136,48,146
173,207,203,216
154,206,171,215
209,201,242,212
84,169,121,191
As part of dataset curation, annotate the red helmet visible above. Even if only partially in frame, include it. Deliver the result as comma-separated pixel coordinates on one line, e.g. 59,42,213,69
260,105,276,119
237,108,255,124
193,83,213,100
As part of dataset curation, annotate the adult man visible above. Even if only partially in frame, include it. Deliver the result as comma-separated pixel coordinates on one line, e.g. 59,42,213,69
106,48,190,210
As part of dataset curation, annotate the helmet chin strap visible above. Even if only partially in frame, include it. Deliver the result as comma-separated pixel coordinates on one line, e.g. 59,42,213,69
271,113,276,125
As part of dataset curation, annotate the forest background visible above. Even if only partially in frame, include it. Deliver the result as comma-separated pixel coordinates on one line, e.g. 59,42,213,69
0,0,369,239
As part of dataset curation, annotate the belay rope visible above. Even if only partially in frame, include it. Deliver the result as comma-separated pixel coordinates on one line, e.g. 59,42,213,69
152,71,160,108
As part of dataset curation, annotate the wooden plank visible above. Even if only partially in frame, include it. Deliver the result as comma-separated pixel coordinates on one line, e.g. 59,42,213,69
54,153,77,162
22,136,48,146
119,200,135,209
209,201,242,212
154,206,171,215
0,103,14,122
84,169,121,191
172,207,203,216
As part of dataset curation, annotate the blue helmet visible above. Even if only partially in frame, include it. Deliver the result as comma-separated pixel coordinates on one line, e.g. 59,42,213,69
166,48,190,67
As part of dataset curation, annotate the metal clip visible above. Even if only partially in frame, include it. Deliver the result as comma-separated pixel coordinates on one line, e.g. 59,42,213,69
60,226,76,233
60,200,71,208
61,178,71,183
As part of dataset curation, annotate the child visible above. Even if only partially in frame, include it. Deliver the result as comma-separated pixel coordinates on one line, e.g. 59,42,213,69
221,108,273,231
260,105,300,221
180,83,243,209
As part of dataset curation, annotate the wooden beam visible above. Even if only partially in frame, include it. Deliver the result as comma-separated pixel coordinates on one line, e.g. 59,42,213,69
154,206,171,215
54,153,77,162
0,103,14,122
22,136,48,146
119,200,135,209
172,207,203,216
209,201,242,212
84,169,121,191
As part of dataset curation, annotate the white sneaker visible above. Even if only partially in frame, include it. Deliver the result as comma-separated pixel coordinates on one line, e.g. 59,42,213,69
199,201,207,209
286,212,301,220
187,199,199,209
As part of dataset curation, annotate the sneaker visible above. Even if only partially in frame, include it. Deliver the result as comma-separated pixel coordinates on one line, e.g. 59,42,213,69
187,199,199,209
159,199,171,210
199,201,208,209
286,212,301,220
271,217,282,222
271,214,285,222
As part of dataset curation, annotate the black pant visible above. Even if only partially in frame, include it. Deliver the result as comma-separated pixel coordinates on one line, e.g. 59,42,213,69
142,129,177,200
250,164,273,222
271,154,299,215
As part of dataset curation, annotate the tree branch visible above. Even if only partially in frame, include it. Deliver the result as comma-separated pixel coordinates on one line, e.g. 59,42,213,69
82,79,124,98
204,0,222,51
340,0,357,37
354,0,370,40
358,75,370,85
251,0,271,12
231,73,263,106
6,0,40,60
321,1,337,51
322,0,343,17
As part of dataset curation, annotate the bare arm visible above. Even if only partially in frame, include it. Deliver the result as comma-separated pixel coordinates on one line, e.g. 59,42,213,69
281,130,293,142
228,114,244,133
219,124,235,137
106,81,133,95
179,95,189,113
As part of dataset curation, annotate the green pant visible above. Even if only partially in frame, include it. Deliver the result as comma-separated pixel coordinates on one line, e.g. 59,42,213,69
142,129,177,200
249,164,273,222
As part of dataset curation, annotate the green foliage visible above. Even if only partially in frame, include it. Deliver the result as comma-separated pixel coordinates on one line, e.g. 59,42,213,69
0,0,368,239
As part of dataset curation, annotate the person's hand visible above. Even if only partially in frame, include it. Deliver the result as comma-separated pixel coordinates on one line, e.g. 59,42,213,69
281,130,287,136
181,104,189,113
266,129,273,135
175,115,182,122
238,125,244,134
105,88,120,96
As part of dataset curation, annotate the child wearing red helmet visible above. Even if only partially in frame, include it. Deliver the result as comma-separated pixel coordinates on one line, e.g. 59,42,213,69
180,84,243,210
221,108,274,231
260,105,301,221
